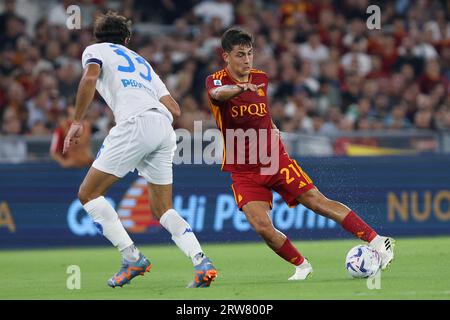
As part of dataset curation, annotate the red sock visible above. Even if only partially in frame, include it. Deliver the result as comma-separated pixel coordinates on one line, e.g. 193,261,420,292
342,210,377,242
275,238,304,266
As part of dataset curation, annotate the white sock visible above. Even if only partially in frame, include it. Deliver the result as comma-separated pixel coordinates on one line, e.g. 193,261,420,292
192,252,206,266
121,244,140,262
83,196,134,251
370,235,382,245
159,209,203,265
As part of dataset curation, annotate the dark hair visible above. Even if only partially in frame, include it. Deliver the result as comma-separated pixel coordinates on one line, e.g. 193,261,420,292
93,11,132,45
221,27,253,52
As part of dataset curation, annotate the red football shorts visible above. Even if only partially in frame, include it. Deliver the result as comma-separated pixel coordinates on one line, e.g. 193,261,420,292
230,151,315,209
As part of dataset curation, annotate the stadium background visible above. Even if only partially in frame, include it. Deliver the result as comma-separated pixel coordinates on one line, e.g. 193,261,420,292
0,0,449,300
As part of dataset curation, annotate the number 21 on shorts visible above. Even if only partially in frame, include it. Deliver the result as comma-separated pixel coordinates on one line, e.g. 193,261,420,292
279,159,313,188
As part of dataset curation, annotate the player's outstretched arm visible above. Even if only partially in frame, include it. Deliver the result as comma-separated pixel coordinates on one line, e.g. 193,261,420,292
160,94,181,118
210,83,265,102
63,64,100,154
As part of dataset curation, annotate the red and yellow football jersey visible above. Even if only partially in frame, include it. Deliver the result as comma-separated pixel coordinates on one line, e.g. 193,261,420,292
206,68,280,173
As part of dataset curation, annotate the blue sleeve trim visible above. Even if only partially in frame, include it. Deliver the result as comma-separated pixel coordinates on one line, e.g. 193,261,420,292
85,58,103,68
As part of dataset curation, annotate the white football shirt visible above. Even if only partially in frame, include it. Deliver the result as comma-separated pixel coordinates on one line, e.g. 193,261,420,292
81,42,173,123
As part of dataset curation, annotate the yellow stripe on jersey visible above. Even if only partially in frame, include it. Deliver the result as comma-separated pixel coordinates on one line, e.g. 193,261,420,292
212,69,226,80
251,68,267,75
208,100,227,170
231,184,238,205
293,159,313,184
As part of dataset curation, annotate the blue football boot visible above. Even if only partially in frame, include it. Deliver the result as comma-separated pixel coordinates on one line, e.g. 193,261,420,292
187,257,218,288
107,253,152,288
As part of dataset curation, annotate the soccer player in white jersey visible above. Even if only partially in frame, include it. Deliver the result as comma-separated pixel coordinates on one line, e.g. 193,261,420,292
63,11,217,288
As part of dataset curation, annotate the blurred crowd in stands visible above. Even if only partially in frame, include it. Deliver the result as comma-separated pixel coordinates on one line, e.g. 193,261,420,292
1,0,450,140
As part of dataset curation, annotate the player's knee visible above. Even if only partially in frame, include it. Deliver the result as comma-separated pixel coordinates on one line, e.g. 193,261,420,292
253,220,275,238
300,192,324,212
307,200,321,213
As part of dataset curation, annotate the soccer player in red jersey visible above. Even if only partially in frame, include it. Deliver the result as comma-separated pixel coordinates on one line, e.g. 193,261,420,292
205,27,395,280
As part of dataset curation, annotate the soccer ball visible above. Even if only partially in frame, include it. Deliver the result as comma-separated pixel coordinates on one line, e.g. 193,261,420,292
345,245,381,278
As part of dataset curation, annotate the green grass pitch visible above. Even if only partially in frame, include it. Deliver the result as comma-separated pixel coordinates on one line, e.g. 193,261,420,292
1,236,449,300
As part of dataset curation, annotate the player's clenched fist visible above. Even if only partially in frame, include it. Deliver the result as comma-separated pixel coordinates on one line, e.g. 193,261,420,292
63,122,84,154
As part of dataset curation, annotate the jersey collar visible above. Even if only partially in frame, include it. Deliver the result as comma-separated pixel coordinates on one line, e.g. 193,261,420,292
225,67,252,84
